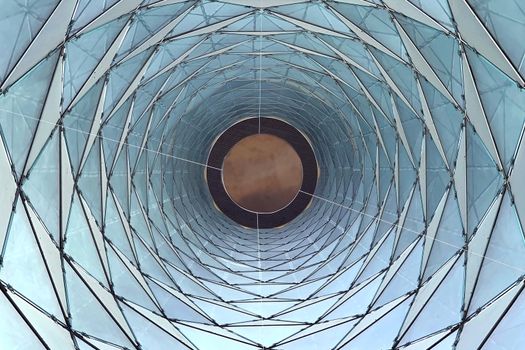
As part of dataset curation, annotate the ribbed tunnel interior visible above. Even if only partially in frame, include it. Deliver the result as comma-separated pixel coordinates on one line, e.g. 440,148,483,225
1,1,525,349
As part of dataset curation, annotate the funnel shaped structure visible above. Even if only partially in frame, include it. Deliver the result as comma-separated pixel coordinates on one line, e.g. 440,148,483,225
1,1,525,349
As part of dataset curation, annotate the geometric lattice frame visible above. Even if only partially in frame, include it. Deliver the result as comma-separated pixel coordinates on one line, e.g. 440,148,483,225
1,1,525,349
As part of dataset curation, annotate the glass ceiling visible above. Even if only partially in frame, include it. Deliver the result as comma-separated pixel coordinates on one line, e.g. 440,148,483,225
1,0,525,349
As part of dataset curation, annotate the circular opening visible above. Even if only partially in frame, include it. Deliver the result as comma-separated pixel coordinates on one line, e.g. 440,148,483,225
222,134,303,213
206,117,317,229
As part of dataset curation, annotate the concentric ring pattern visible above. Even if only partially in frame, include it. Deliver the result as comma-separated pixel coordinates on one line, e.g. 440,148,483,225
1,1,525,349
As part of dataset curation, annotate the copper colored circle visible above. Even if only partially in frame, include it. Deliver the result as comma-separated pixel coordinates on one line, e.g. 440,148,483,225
222,134,303,213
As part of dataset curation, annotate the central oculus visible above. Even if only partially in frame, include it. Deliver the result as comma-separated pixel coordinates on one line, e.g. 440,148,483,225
206,117,317,229
222,134,303,213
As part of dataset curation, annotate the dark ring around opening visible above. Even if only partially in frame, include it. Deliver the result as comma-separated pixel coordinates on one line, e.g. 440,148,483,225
206,117,317,229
